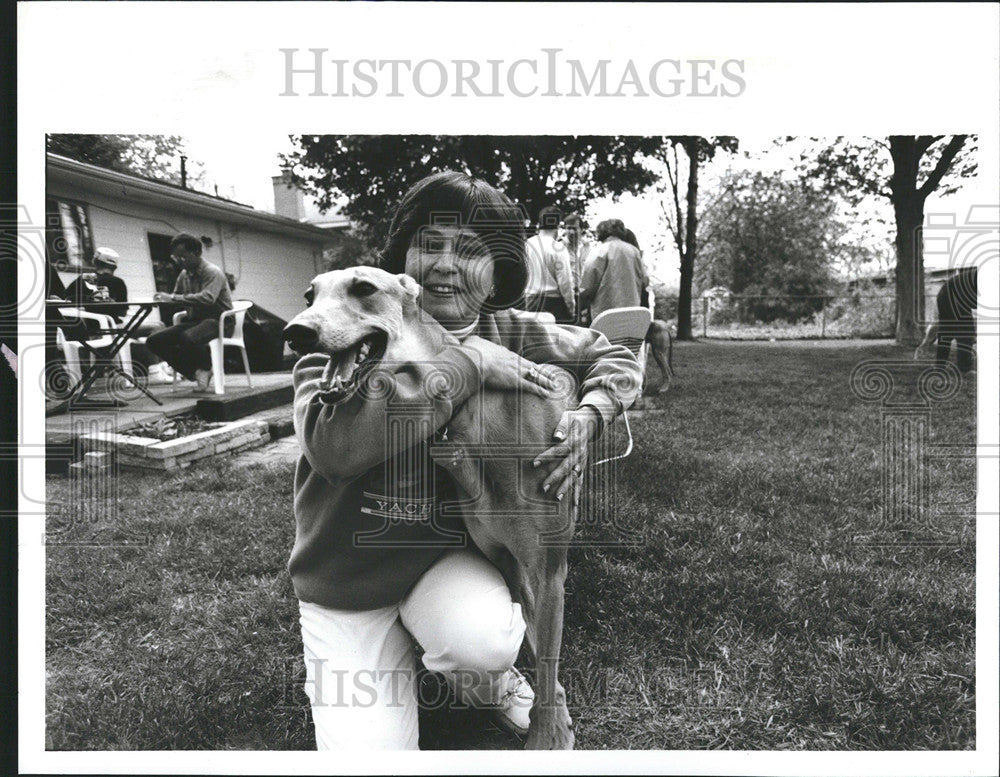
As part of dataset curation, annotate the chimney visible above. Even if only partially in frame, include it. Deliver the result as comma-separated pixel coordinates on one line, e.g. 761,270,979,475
272,170,306,221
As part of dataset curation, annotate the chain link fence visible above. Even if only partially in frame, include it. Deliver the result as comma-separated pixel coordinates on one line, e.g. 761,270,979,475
654,294,899,340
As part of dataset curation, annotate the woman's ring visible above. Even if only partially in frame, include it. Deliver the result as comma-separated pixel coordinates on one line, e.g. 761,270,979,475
573,464,582,475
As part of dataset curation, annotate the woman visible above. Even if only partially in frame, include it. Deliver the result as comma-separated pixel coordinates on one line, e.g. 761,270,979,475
580,219,649,321
289,172,642,749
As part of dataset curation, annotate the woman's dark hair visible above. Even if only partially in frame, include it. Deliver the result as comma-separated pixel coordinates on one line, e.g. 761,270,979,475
379,171,528,311
169,232,203,256
595,219,627,243
622,228,640,251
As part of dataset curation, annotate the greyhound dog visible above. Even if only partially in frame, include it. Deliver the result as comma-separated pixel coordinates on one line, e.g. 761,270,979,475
914,322,939,360
284,266,577,750
645,319,675,392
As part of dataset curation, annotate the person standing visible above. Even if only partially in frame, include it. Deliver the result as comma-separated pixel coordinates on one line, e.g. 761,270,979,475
523,206,575,323
562,214,591,324
147,233,233,391
579,219,649,320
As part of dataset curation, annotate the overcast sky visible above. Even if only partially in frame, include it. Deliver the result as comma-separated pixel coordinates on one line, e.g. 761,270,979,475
180,133,981,287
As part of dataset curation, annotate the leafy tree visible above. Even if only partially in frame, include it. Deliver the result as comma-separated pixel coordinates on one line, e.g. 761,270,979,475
47,134,207,189
696,170,841,323
282,135,666,250
795,136,976,344
322,229,378,272
652,136,739,339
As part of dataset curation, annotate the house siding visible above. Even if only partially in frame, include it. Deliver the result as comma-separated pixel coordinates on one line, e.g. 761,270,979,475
48,181,325,325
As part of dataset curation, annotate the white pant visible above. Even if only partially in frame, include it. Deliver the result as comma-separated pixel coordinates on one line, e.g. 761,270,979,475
298,548,526,750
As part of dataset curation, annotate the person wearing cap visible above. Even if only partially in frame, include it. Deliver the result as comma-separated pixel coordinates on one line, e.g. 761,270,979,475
65,247,129,323
148,233,233,392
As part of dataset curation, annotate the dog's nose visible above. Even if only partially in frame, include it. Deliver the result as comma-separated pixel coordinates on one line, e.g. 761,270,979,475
283,323,319,353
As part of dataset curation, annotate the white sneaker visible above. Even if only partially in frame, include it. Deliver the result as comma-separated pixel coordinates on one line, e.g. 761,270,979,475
194,368,213,392
489,667,534,738
146,365,173,385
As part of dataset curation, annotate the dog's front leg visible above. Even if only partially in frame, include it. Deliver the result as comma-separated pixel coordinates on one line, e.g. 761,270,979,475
525,544,575,750
914,322,938,360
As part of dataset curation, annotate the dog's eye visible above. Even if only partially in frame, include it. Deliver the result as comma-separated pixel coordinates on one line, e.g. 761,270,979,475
351,281,378,297
304,287,314,307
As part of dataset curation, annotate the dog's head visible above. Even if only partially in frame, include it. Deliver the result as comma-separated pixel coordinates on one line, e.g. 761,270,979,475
283,266,421,401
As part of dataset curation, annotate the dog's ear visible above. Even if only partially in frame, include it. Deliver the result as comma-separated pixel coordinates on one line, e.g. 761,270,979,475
397,274,421,302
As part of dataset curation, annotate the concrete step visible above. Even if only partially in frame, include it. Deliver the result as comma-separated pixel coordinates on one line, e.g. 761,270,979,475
195,381,294,422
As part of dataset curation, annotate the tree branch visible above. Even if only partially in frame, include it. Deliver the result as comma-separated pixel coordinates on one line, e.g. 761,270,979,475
660,199,680,244
915,135,944,157
698,182,736,222
918,135,967,198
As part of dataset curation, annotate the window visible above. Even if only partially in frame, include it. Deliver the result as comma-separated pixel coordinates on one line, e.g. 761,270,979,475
147,232,179,293
46,197,95,272
147,231,181,323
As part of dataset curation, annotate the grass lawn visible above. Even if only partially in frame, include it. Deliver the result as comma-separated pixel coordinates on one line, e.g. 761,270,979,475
45,340,977,750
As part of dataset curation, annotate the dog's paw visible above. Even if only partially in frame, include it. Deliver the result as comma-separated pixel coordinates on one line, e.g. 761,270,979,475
525,706,575,750
525,721,575,750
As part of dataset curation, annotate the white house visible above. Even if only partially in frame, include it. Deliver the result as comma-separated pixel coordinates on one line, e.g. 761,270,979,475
46,153,343,325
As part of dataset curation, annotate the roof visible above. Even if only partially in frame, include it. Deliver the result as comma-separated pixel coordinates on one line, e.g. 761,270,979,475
47,153,342,245
301,199,351,230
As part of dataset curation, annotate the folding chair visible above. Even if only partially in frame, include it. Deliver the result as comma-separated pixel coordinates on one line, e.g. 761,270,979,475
588,305,654,465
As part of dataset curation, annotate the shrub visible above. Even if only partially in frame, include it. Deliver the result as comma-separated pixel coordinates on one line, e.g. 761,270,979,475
652,285,678,323
818,294,895,337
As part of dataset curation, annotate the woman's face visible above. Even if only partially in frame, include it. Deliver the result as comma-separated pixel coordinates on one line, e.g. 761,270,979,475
404,225,494,330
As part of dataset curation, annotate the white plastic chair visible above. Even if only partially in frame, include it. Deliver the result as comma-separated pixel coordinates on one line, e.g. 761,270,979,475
173,300,254,395
589,306,653,375
55,307,135,385
588,305,654,465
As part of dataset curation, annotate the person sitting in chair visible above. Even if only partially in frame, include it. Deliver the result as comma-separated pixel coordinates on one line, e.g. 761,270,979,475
65,247,129,323
147,233,233,392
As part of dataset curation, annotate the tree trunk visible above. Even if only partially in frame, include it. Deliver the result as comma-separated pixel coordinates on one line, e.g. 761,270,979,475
676,142,700,340
893,194,925,345
889,137,926,346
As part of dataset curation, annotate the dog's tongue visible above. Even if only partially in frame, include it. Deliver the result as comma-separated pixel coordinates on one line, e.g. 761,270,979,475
318,347,359,392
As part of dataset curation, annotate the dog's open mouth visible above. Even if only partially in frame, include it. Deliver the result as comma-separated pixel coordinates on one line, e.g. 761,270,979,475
317,331,388,403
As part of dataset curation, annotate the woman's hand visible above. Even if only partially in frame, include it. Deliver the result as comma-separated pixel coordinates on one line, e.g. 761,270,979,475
462,336,558,398
534,405,602,505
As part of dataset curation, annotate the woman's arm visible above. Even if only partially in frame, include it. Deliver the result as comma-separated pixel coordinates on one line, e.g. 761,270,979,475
499,312,644,500
508,316,642,427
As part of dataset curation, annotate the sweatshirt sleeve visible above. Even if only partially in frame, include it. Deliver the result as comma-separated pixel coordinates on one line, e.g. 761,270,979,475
503,313,642,427
293,345,483,483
